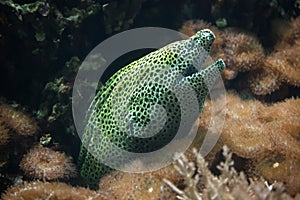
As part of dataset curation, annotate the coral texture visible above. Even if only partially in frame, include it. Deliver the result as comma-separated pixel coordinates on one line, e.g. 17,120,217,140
249,44,300,95
254,155,300,196
0,103,39,136
248,67,281,95
164,146,298,199
2,181,110,200
218,29,265,79
275,16,300,49
249,16,300,95
216,92,300,159
100,170,177,200
20,145,77,181
196,92,300,195
0,122,10,146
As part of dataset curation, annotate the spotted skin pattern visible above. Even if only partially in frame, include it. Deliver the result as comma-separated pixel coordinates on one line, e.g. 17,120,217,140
78,29,226,188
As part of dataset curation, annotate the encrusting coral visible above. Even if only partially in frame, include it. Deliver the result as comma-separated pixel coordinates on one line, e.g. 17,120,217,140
19,145,77,181
164,146,299,200
2,181,111,200
0,103,39,136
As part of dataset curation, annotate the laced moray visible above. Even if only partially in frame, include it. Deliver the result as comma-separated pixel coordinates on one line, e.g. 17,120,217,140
78,29,226,188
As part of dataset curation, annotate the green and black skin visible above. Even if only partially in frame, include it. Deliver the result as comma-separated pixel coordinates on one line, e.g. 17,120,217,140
78,29,226,188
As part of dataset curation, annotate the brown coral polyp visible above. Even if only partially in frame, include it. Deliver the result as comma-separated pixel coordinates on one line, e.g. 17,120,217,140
0,104,39,136
20,145,77,180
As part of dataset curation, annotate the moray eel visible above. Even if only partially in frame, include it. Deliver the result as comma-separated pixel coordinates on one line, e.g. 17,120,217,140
78,29,226,188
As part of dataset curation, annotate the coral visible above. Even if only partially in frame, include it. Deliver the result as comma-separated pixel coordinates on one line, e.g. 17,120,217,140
254,155,300,196
0,122,10,146
218,29,265,80
249,43,300,95
195,92,300,195
2,181,111,200
249,17,300,95
19,145,77,181
267,44,300,86
218,92,300,159
0,102,40,177
99,169,177,200
248,67,281,95
164,146,298,199
0,122,10,170
275,16,300,49
0,103,39,136
98,155,192,199
219,93,272,158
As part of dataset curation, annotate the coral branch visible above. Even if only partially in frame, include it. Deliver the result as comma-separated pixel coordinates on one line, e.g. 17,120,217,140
165,146,298,199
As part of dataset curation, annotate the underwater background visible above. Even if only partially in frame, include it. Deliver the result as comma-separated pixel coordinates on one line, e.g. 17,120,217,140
0,0,300,199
